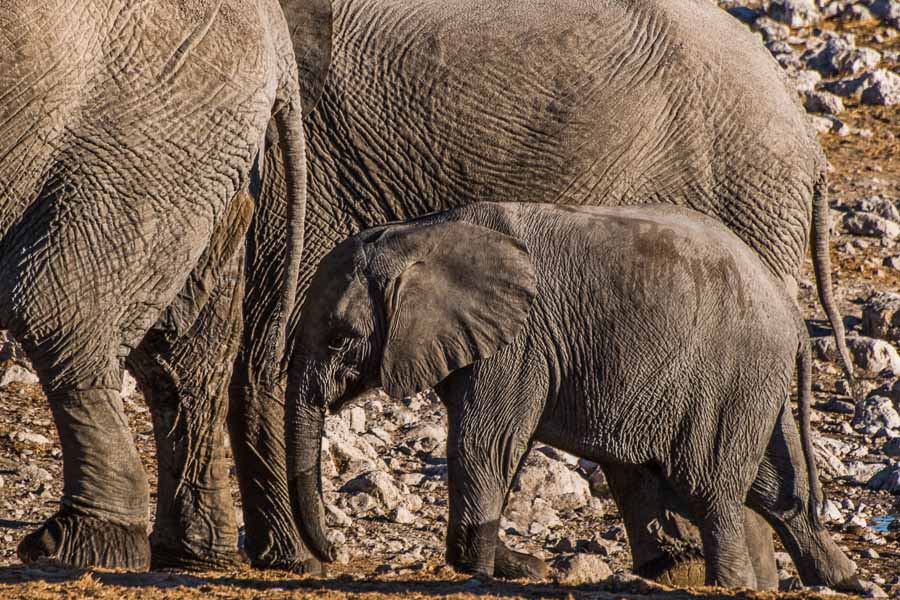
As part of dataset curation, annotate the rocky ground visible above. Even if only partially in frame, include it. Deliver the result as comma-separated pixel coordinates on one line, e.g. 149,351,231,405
0,0,899,598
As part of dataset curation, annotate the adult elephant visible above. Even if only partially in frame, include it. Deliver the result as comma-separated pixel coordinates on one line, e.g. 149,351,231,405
152,0,852,581
2,0,325,570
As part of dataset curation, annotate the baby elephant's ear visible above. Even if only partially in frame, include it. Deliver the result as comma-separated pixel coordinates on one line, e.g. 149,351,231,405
380,221,537,399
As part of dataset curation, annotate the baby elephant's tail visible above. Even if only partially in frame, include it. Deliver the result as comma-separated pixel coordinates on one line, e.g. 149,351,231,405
797,337,823,526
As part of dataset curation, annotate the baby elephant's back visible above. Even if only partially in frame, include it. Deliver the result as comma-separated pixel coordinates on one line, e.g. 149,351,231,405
527,203,800,382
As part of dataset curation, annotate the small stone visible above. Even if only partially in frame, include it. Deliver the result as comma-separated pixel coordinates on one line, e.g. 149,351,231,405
808,115,836,134
840,4,874,22
815,438,851,479
14,431,52,446
802,33,879,77
340,470,406,511
867,464,900,494
821,498,843,523
346,492,379,515
861,70,900,107
601,525,626,541
529,521,547,536
0,364,39,388
121,371,137,398
859,580,888,598
835,379,853,397
804,90,845,115
326,503,353,528
774,551,792,570
790,69,822,94
388,506,416,525
847,514,868,529
816,336,900,377
512,450,591,511
556,554,613,586
853,396,900,432
818,396,855,415
19,465,51,482
768,0,821,28
325,528,346,547
863,292,900,342
862,548,880,559
870,0,900,27
347,406,366,434
843,212,900,240
807,586,837,595
823,73,870,98
727,6,761,24
883,256,900,270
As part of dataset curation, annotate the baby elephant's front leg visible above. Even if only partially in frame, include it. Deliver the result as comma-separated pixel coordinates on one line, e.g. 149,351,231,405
440,359,546,576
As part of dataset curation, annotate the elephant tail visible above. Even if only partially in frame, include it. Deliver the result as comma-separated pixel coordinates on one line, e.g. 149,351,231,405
272,97,307,370
810,173,855,391
796,334,823,527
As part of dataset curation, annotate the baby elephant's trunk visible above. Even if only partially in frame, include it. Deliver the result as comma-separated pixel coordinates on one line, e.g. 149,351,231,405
796,338,823,525
285,367,335,563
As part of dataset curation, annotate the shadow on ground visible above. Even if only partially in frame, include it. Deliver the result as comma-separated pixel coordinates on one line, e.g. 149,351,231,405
0,563,855,600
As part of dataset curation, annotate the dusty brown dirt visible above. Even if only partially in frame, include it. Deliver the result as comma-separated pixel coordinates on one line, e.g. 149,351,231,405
0,563,872,600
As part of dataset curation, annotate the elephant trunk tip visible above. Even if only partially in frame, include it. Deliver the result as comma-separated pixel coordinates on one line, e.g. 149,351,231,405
289,470,337,564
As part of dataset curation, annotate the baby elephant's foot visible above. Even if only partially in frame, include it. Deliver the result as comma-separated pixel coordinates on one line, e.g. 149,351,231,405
494,543,550,580
18,512,150,570
636,556,706,587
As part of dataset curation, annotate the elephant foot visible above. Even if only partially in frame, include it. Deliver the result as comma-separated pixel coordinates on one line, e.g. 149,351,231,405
150,543,246,572
635,555,706,588
250,555,325,576
18,512,150,570
494,543,550,580
832,576,865,594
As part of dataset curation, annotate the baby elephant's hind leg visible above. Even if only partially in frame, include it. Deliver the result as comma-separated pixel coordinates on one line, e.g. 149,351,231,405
692,498,757,589
746,404,858,591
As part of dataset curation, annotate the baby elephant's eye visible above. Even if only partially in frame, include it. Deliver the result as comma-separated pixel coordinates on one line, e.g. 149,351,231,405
328,336,353,352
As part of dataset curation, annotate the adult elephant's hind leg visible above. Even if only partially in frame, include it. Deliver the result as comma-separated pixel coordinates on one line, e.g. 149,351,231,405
17,368,150,569
127,243,247,571
227,145,320,574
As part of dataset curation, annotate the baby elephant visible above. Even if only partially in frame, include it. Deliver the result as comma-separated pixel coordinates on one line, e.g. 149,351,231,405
285,202,857,589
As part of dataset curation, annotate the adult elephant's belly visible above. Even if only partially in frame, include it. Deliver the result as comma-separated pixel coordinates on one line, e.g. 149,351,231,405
303,0,820,293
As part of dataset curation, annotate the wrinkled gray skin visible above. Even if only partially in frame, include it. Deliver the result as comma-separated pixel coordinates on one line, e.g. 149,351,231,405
285,202,860,590
226,0,852,582
0,0,319,570
140,0,852,579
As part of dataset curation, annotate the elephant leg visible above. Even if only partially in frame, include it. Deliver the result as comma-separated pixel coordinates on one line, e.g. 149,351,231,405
601,462,706,585
746,405,859,591
602,462,778,588
17,371,150,569
494,539,551,580
695,499,757,588
126,247,246,572
227,144,320,574
744,510,778,590
438,351,547,577
229,366,321,572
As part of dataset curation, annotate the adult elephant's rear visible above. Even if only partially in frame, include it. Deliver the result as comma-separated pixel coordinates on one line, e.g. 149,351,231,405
232,0,850,581
0,0,318,570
